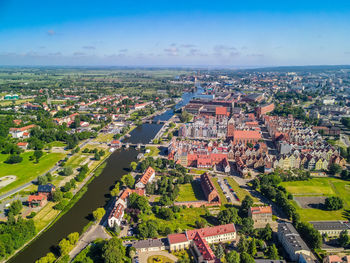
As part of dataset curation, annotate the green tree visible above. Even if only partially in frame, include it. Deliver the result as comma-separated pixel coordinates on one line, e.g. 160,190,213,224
329,163,342,175
35,252,56,263
62,166,73,176
266,244,279,260
52,190,63,202
338,230,350,248
240,217,254,234
325,196,343,210
67,232,79,245
110,183,120,197
92,207,105,221
9,200,22,215
239,195,253,217
215,244,224,259
121,173,135,188
37,175,48,185
130,162,137,171
240,252,254,263
102,237,126,263
259,223,273,241
237,237,249,253
33,150,44,163
217,207,240,225
248,238,257,256
58,238,73,256
226,251,240,263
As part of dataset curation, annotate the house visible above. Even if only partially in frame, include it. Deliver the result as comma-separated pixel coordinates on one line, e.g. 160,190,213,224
110,140,122,149
191,232,217,263
9,124,36,138
17,142,28,150
323,255,343,263
278,222,311,262
249,206,273,226
28,194,47,207
107,202,125,227
135,166,155,189
200,173,220,203
131,238,168,253
168,223,236,252
310,221,350,238
232,130,262,145
38,183,56,199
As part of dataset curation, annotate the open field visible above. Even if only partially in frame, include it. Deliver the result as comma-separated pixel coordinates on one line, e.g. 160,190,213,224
0,98,34,106
145,146,160,157
95,133,114,143
140,207,209,232
281,178,350,221
225,177,258,202
0,151,65,195
33,202,60,231
47,141,66,148
147,255,175,263
176,181,205,202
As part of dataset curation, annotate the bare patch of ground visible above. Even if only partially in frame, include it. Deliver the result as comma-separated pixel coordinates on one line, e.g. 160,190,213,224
294,196,327,209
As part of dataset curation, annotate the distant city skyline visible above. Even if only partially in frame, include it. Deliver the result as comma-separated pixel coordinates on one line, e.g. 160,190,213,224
1,0,350,67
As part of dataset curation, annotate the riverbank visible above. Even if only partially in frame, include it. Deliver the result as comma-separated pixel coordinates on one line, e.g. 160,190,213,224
4,150,111,263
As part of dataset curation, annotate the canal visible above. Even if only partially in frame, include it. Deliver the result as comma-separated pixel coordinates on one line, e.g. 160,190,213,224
10,88,202,263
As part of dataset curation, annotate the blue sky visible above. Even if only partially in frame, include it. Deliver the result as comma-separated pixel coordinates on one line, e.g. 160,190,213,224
1,0,350,67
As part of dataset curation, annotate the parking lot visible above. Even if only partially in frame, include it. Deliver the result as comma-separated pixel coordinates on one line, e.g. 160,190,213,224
217,178,240,205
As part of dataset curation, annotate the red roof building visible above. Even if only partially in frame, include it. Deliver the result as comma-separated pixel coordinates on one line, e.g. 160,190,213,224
135,166,155,189
200,173,220,203
232,130,262,145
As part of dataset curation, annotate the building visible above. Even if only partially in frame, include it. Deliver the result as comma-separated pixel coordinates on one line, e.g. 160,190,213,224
232,130,262,145
4,94,19,100
310,221,350,237
107,202,125,227
191,232,217,263
17,142,28,150
28,194,47,207
135,166,155,189
38,183,56,199
9,124,36,138
248,206,273,226
131,238,168,253
278,222,311,262
168,223,236,252
256,103,275,118
323,255,343,263
200,173,220,203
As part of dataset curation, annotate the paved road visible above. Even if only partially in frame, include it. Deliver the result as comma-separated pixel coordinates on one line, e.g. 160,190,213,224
0,137,96,202
341,133,350,147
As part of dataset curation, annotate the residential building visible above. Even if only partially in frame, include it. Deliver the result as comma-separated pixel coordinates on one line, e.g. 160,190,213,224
135,166,155,189
278,222,311,262
200,173,220,203
310,221,350,237
28,194,47,207
249,206,273,226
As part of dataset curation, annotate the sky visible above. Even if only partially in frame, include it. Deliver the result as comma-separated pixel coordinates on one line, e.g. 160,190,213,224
1,0,350,67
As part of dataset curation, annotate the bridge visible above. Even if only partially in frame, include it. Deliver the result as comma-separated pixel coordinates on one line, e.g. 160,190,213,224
119,143,168,149
141,119,167,124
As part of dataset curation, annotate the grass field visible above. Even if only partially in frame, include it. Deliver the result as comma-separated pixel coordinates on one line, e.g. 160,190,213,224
145,146,160,157
281,178,350,221
33,202,60,231
147,255,174,263
0,151,65,195
47,141,66,148
95,133,114,143
176,182,205,202
140,207,209,232
212,178,228,205
0,98,34,106
226,177,258,202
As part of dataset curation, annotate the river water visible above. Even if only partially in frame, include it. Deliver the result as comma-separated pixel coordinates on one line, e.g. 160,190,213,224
9,88,202,263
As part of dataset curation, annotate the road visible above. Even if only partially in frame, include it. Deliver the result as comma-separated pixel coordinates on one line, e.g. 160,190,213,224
0,137,95,201
340,133,350,147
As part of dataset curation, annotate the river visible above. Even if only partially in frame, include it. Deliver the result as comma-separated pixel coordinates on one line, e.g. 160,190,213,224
9,87,202,263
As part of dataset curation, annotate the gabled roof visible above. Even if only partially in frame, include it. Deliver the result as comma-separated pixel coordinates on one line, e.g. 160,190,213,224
250,206,272,214
38,183,56,193
186,223,236,240
139,166,155,185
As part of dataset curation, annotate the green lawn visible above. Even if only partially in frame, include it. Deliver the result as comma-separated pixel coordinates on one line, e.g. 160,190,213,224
281,177,350,221
212,178,228,205
147,255,174,263
47,141,66,147
140,207,209,233
176,182,205,202
0,151,65,195
145,146,160,157
226,177,258,202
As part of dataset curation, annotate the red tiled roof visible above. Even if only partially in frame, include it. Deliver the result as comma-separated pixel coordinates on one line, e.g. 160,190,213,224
139,166,155,185
250,206,272,214
233,130,261,140
17,142,28,146
28,193,47,202
192,232,216,261
167,233,188,244
186,223,236,240
215,107,227,116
